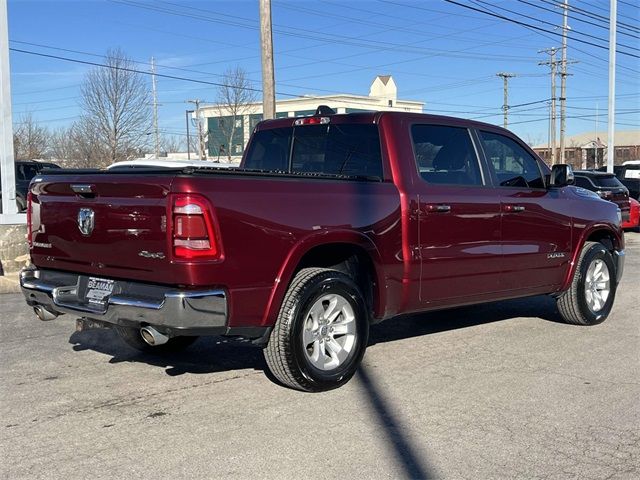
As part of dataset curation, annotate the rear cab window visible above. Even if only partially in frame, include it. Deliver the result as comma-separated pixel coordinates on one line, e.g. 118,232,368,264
479,131,545,189
411,124,484,186
243,123,383,180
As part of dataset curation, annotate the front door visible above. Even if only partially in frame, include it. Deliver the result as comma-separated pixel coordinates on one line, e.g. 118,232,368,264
477,130,572,292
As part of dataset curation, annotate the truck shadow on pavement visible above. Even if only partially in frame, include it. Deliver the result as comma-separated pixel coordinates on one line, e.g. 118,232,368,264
369,294,563,345
68,294,562,378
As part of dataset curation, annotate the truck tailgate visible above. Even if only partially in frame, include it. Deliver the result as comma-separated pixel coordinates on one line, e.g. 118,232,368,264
30,174,176,284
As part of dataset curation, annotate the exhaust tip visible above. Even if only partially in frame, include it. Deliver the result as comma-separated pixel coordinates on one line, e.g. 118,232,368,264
140,326,169,346
34,306,59,321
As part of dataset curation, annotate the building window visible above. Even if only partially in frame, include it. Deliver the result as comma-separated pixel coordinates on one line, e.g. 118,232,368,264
388,100,393,107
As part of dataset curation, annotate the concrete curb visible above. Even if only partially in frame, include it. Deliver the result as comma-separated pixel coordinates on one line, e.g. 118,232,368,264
0,273,21,294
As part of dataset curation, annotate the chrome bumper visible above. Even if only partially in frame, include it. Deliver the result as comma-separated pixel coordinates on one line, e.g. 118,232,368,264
20,268,227,332
614,249,625,284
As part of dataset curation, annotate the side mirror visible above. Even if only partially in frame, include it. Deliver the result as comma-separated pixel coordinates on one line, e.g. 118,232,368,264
550,164,575,187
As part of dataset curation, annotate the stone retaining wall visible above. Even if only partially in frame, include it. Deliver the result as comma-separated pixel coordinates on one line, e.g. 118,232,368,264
0,225,29,275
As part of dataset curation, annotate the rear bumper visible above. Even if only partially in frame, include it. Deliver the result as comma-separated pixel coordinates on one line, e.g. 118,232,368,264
20,268,228,334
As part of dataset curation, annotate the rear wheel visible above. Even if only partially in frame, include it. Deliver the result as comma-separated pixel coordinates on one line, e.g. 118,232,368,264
264,268,369,392
557,242,617,326
116,326,198,353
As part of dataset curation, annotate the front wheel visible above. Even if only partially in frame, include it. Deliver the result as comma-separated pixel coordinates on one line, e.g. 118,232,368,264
264,268,369,392
557,241,617,326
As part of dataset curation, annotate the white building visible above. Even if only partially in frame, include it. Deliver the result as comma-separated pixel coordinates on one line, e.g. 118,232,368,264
198,75,424,161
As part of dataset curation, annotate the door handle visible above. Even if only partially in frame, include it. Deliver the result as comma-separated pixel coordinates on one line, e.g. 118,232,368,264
504,204,526,212
425,204,451,213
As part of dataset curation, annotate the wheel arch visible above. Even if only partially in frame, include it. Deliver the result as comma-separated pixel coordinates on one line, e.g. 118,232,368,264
560,223,623,291
260,231,386,327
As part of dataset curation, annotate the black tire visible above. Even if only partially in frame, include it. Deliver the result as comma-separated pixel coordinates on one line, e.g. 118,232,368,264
557,241,617,326
264,268,370,392
116,326,198,353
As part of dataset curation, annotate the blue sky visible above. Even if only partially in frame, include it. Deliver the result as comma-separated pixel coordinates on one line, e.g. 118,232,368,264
8,0,640,146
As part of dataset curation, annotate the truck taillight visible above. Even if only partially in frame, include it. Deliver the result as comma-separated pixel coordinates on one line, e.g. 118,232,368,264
26,191,33,248
171,194,221,260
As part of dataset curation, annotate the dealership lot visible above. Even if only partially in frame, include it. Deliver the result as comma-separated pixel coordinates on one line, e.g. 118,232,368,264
1,234,638,479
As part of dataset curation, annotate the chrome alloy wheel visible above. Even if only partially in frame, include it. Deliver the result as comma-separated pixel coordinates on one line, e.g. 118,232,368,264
584,258,611,313
302,293,357,371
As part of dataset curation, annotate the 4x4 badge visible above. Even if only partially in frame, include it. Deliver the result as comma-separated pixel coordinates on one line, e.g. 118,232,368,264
78,208,95,236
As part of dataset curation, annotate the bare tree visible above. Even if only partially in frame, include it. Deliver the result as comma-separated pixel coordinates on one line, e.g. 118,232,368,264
160,134,184,154
49,119,107,168
81,48,151,163
13,113,50,160
215,66,258,161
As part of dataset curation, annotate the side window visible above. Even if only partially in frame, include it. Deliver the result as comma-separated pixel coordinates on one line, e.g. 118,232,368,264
411,124,483,186
479,131,545,189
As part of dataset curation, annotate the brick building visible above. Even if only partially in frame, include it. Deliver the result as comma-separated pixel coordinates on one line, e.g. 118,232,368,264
533,130,640,168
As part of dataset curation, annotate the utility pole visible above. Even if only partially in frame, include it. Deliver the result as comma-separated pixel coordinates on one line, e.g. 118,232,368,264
496,72,516,129
1,0,18,219
540,48,559,164
607,0,617,173
259,0,276,119
151,57,160,158
185,109,193,160
187,99,206,160
559,0,569,165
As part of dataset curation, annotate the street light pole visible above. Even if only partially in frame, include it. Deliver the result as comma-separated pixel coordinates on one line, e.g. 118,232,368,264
607,0,617,173
0,0,18,219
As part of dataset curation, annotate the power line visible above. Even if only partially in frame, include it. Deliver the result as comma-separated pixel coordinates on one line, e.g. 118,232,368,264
471,0,639,48
112,0,542,62
442,0,640,59
544,0,640,33
515,0,640,39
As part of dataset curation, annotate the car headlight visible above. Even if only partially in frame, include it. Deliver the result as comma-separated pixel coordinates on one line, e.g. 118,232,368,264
616,208,622,225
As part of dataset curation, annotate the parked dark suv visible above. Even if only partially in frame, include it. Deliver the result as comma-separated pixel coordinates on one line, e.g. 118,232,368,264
596,165,640,200
0,160,60,212
574,170,631,221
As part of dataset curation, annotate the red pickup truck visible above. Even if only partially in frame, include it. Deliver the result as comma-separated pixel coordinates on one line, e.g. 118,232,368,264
21,109,625,392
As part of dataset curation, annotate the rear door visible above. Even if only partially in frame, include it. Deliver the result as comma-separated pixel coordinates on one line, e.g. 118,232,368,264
477,130,572,292
410,123,502,304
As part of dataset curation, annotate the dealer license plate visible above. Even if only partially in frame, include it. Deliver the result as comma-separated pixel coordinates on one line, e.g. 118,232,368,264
85,277,115,305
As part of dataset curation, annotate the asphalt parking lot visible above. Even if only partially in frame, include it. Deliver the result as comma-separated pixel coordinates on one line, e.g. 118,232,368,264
1,233,638,479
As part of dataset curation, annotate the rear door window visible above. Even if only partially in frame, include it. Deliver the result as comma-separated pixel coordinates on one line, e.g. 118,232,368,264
411,124,483,186
479,131,545,189
243,124,383,179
